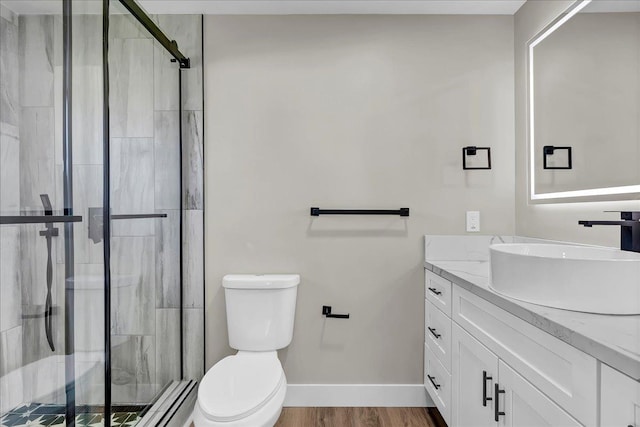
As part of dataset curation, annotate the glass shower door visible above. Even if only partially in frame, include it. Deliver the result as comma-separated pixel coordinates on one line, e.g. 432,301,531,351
106,0,183,419
1,0,187,424
0,3,68,419
70,0,107,423
0,0,106,425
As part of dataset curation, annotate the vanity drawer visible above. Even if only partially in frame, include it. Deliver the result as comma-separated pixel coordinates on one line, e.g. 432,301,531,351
425,270,452,316
452,285,597,426
425,300,452,373
424,343,451,426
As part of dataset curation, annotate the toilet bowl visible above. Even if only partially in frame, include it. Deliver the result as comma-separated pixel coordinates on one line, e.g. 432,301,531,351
193,352,287,427
193,274,299,427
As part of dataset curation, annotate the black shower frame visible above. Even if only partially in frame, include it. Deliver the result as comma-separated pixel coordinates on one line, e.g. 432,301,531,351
102,1,191,425
117,0,191,69
62,1,76,425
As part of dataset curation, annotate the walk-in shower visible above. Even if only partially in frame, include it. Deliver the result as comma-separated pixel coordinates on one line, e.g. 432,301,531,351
0,1,204,425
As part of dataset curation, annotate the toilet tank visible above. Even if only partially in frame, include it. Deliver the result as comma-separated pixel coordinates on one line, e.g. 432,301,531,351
223,274,300,351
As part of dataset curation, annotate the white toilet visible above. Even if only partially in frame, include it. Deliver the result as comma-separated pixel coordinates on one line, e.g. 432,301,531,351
193,274,300,427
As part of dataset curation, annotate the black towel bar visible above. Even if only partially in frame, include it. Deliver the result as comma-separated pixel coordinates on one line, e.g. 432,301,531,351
310,207,409,217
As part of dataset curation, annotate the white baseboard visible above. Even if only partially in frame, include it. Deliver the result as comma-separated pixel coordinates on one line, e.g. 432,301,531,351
284,384,433,407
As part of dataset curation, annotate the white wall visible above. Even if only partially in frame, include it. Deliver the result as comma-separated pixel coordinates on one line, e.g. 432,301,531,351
514,1,640,246
204,15,515,383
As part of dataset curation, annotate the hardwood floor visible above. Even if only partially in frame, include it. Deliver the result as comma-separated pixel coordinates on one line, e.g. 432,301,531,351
274,407,442,427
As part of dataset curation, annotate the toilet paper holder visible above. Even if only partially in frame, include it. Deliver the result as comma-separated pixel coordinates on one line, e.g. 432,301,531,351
322,305,350,319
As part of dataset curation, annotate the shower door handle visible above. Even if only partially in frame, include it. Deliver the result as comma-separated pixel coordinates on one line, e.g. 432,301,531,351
111,213,168,220
88,208,168,243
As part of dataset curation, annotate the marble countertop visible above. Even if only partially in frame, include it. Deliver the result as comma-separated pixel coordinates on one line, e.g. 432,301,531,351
425,259,640,380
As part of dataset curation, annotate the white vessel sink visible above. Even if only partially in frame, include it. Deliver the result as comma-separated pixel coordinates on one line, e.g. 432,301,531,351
489,243,640,315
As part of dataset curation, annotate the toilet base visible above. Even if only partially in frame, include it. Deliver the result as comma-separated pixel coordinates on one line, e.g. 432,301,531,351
192,377,286,427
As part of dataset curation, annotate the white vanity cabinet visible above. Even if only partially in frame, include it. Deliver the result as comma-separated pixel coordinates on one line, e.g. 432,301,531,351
425,268,598,427
600,364,640,427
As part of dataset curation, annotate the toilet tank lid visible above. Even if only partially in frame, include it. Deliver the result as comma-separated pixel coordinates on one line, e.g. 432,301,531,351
223,274,300,289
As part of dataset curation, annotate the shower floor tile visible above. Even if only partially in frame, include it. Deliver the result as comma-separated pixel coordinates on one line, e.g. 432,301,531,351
1,404,144,427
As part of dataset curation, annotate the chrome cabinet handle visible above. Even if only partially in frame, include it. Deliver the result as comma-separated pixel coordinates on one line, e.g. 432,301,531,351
428,327,441,339
482,371,492,407
428,287,442,296
494,383,505,421
427,374,441,390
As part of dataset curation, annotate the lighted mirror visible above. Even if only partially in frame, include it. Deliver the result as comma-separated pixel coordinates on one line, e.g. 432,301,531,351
528,0,640,201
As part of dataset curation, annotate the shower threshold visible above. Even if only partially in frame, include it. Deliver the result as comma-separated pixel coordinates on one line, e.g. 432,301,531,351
136,380,197,427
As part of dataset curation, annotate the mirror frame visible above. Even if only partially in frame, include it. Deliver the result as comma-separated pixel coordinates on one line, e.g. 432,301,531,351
527,0,640,202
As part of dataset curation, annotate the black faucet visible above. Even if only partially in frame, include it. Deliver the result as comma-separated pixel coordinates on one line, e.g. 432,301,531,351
578,211,640,253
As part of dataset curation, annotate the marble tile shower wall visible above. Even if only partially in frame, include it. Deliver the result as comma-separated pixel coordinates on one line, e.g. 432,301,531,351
0,9,204,412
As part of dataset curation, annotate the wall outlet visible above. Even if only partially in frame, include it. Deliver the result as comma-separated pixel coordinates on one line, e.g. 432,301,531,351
466,211,480,232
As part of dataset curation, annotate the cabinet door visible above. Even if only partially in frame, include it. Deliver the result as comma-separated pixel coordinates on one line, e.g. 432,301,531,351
497,360,582,427
452,323,498,427
601,364,640,427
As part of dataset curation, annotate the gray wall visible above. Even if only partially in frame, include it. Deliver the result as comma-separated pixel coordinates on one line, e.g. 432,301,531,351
204,15,515,384
515,1,640,245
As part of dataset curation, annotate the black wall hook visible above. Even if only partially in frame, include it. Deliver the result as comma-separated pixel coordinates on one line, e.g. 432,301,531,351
322,305,350,319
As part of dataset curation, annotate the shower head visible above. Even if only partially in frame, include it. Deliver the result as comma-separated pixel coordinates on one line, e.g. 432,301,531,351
40,194,53,215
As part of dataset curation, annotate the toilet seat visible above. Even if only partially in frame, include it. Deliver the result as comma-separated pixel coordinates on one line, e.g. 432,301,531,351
197,351,284,423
